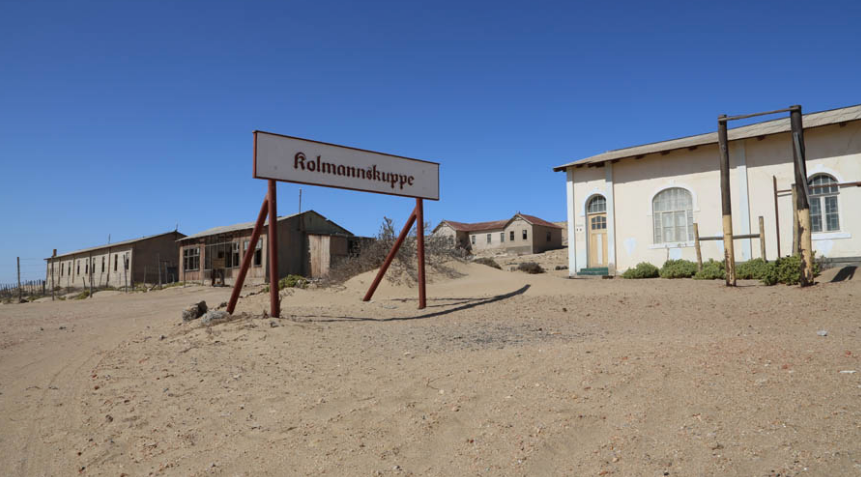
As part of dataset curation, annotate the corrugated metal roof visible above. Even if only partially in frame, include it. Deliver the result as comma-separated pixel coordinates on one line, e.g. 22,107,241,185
553,104,861,171
49,231,183,260
178,210,352,241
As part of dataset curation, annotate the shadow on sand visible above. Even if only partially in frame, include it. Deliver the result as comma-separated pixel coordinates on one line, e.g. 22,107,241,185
301,284,531,323
830,266,857,283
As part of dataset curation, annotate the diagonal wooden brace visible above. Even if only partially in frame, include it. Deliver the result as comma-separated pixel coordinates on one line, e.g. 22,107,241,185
226,196,269,314
363,208,418,304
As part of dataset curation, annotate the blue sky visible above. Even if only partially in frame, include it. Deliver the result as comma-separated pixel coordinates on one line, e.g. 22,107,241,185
1,0,859,282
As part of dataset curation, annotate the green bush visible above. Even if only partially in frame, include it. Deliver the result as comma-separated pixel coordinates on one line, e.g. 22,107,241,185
473,257,502,270
736,258,774,281
278,275,308,290
773,253,821,285
621,262,659,279
694,259,725,280
74,290,90,300
659,259,698,279
517,262,545,274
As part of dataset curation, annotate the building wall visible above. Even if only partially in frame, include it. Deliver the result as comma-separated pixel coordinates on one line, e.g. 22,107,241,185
503,218,537,254
467,228,508,252
49,246,134,289
130,231,184,284
178,232,270,285
432,224,469,249
565,121,861,275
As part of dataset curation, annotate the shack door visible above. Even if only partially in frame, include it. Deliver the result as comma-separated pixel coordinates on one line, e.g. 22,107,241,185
588,214,608,267
308,235,331,278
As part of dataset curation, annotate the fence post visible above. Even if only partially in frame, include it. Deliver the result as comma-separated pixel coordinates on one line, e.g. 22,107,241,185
693,223,703,272
17,257,22,302
759,216,767,261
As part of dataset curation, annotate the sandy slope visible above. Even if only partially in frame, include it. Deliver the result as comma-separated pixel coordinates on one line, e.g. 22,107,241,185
1,264,859,476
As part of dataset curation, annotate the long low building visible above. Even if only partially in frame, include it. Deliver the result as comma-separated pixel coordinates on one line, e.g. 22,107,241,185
433,213,564,254
45,231,185,289
177,210,357,284
554,103,861,276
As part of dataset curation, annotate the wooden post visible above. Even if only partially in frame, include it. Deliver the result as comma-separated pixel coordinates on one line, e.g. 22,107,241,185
363,208,418,303
227,196,269,314
693,223,702,272
51,250,56,301
17,257,22,302
758,216,766,261
790,106,814,286
268,180,280,318
772,176,781,258
157,253,162,288
718,115,736,286
791,185,799,255
416,198,426,309
89,253,94,298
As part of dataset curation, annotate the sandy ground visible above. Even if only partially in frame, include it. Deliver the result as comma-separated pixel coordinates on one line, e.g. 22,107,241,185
1,262,859,476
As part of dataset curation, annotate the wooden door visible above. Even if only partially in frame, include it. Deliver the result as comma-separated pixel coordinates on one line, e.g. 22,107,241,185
308,235,330,278
588,213,608,267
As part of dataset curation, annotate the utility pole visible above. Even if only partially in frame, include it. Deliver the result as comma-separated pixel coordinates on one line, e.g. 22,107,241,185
718,115,736,286
298,188,302,214
51,249,56,301
17,257,22,302
158,253,162,288
790,105,814,286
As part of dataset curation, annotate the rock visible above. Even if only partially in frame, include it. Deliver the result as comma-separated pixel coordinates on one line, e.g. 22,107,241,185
202,310,230,325
269,320,280,328
817,330,828,337
182,301,208,322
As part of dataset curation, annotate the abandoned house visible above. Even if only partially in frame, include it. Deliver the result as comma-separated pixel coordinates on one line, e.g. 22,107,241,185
555,103,861,277
433,213,564,254
45,231,186,289
176,210,356,284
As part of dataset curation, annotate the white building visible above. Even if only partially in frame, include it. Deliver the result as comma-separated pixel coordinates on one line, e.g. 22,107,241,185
555,104,861,276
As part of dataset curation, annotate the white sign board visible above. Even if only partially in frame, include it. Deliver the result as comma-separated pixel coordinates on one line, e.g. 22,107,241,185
254,131,440,201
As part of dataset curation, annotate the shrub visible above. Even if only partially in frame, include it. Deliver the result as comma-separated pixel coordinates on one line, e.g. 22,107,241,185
736,258,777,282
278,275,308,290
659,259,698,279
773,253,821,285
74,290,90,300
621,262,659,279
517,262,545,274
473,257,502,270
694,259,725,280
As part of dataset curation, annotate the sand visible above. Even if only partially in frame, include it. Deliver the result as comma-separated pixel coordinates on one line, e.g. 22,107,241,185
1,260,859,476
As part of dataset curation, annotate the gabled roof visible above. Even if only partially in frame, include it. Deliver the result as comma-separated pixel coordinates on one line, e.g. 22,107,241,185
553,103,861,171
179,210,352,241
48,230,184,260
435,213,562,233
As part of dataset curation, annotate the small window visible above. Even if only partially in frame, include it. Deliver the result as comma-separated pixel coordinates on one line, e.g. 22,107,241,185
522,229,527,240
61,263,64,277
85,262,88,274
510,231,514,241
471,235,476,245
114,255,118,272
809,174,839,232
587,195,607,214
500,232,505,243
486,234,491,244
231,242,240,268
546,231,551,242
254,239,263,266
183,247,200,271
124,255,129,270
101,257,105,273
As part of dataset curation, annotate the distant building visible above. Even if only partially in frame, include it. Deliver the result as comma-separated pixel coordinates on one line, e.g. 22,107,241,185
433,213,564,254
554,103,861,276
45,231,185,289
177,210,356,284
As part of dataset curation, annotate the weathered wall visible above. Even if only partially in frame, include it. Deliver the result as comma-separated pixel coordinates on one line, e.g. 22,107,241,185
130,232,184,284
566,121,861,275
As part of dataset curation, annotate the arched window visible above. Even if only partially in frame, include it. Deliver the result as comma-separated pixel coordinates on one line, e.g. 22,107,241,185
808,174,839,232
652,188,693,244
587,195,606,214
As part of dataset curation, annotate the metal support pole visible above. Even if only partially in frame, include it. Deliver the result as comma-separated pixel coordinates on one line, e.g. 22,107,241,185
267,180,280,317
790,105,814,286
363,208,418,303
718,116,736,286
415,198,426,309
227,197,269,314
772,176,781,258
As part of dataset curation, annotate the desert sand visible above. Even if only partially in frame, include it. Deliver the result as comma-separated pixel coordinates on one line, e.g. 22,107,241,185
1,258,859,476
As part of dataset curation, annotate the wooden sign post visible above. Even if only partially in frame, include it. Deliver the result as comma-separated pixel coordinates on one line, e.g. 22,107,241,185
227,132,440,317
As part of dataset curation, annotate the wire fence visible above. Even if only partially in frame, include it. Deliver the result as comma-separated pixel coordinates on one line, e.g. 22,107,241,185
0,279,47,302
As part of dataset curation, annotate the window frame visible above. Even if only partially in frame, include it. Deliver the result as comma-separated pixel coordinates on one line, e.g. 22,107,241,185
522,229,527,240
652,187,694,245
808,174,840,233
486,233,491,244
